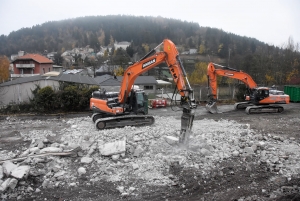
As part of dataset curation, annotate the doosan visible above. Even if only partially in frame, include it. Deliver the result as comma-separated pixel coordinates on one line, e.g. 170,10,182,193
142,59,156,68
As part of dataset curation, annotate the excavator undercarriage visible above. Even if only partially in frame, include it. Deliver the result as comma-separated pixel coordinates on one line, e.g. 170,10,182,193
234,102,284,114
207,100,285,114
92,114,155,130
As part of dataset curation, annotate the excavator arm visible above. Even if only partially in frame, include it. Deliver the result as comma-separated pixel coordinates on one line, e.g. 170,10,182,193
207,62,257,100
206,62,257,113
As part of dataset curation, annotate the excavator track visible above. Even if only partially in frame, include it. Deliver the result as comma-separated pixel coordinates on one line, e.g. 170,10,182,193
245,105,284,114
94,115,155,130
234,102,253,110
92,113,105,123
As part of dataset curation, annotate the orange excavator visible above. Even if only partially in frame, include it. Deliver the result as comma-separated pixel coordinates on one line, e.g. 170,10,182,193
206,62,290,114
90,39,196,142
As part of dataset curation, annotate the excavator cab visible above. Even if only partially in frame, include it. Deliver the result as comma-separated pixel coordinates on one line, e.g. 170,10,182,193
251,87,270,104
126,89,148,115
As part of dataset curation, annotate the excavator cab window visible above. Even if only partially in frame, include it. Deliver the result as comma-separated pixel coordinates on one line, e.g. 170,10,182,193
251,88,267,103
127,90,148,114
253,89,269,103
136,92,144,107
259,89,269,98
134,91,148,114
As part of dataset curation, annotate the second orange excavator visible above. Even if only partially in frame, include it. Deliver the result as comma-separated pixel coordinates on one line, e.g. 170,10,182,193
206,62,290,114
